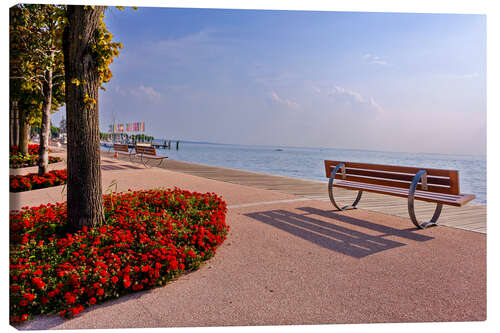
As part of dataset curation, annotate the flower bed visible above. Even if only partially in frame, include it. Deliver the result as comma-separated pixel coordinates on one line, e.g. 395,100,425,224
11,144,40,155
9,188,228,325
10,154,62,169
10,169,67,192
10,144,62,169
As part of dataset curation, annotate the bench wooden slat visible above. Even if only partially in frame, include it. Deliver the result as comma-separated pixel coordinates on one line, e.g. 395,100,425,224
335,180,467,200
325,160,456,178
135,146,157,155
342,167,452,186
113,144,135,155
134,145,168,168
325,160,459,195
332,173,454,195
140,155,167,160
334,180,475,207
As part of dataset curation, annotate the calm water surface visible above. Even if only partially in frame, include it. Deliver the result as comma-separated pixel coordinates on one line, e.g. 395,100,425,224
142,141,486,203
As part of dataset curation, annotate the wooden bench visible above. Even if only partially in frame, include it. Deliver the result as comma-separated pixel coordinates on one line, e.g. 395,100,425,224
113,143,135,160
324,160,475,229
135,145,167,167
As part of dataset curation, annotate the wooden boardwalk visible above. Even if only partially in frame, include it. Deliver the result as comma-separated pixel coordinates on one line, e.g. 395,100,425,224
103,152,487,234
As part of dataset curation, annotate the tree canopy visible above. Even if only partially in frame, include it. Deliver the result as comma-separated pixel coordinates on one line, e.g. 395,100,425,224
10,4,124,128
10,4,66,112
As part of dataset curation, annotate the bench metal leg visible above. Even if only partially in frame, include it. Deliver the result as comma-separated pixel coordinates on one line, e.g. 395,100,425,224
328,163,363,211
140,155,150,168
408,170,442,229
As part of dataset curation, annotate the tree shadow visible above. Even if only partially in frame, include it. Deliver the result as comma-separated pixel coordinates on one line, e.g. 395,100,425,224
244,207,433,259
101,165,126,170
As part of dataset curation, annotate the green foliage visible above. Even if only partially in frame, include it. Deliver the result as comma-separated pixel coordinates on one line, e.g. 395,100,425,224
10,4,66,126
10,154,62,169
100,132,112,141
10,79,42,126
92,11,123,88
51,124,60,137
10,4,126,117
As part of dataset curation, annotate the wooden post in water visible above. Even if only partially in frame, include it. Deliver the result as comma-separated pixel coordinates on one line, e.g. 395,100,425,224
176,141,179,150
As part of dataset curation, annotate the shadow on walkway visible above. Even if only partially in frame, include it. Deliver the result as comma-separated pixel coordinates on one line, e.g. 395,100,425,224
244,207,433,259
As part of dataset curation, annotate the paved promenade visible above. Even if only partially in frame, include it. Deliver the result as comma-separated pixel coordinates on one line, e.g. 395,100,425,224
12,151,486,329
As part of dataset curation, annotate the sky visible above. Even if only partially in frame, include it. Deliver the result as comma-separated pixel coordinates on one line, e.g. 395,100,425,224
51,7,486,155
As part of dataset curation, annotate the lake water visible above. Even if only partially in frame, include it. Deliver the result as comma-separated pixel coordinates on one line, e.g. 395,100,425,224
148,141,486,203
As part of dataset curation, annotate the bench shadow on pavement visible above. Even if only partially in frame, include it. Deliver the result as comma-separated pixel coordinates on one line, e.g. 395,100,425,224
244,206,433,259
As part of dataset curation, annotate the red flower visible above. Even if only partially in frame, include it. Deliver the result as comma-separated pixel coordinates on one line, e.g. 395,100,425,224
71,305,84,316
169,261,178,270
123,275,131,288
32,277,46,290
64,292,76,304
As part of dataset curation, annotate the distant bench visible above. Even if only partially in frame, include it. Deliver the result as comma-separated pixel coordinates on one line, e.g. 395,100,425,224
113,143,135,160
135,145,168,167
324,160,475,229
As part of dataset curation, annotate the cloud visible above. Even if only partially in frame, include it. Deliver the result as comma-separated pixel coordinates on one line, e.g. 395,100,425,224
363,53,388,65
461,73,479,78
156,30,213,52
457,72,479,79
114,86,127,96
270,91,300,110
368,97,384,113
153,29,229,66
136,85,161,100
113,85,161,101
327,86,384,113
435,72,481,80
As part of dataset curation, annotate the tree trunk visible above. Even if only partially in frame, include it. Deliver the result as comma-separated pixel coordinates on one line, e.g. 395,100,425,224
10,101,15,148
14,103,20,148
63,5,105,232
18,109,30,155
38,70,52,175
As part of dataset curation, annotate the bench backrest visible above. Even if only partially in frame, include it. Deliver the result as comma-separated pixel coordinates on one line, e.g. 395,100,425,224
135,145,157,156
113,144,129,152
324,160,460,195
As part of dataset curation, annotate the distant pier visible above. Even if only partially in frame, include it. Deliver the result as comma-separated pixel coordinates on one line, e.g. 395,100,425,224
101,140,179,150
